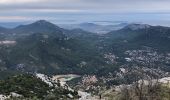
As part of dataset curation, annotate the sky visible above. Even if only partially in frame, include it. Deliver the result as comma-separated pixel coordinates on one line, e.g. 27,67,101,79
1,0,170,26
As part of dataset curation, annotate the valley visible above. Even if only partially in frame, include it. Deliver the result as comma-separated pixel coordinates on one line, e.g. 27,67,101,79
0,20,170,99
1,0,170,99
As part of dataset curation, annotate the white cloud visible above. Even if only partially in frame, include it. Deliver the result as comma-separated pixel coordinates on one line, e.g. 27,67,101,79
0,16,29,22
0,0,170,13
22,9,84,13
0,16,27,19
0,0,170,24
0,0,43,4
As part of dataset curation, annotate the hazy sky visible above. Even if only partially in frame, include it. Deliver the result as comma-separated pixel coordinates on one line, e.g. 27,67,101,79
1,0,170,25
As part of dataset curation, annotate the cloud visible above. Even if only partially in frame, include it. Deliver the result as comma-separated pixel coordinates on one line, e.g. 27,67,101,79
0,0,43,4
0,16,29,22
0,0,170,13
0,0,170,24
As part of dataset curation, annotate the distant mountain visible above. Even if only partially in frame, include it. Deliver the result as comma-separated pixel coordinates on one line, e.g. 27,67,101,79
1,21,170,99
59,22,128,34
105,24,152,39
12,20,64,37
123,24,151,30
103,24,170,53
0,26,8,33
0,20,111,76
98,24,170,80
1,20,170,81
0,22,27,28
107,24,170,42
130,25,170,51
